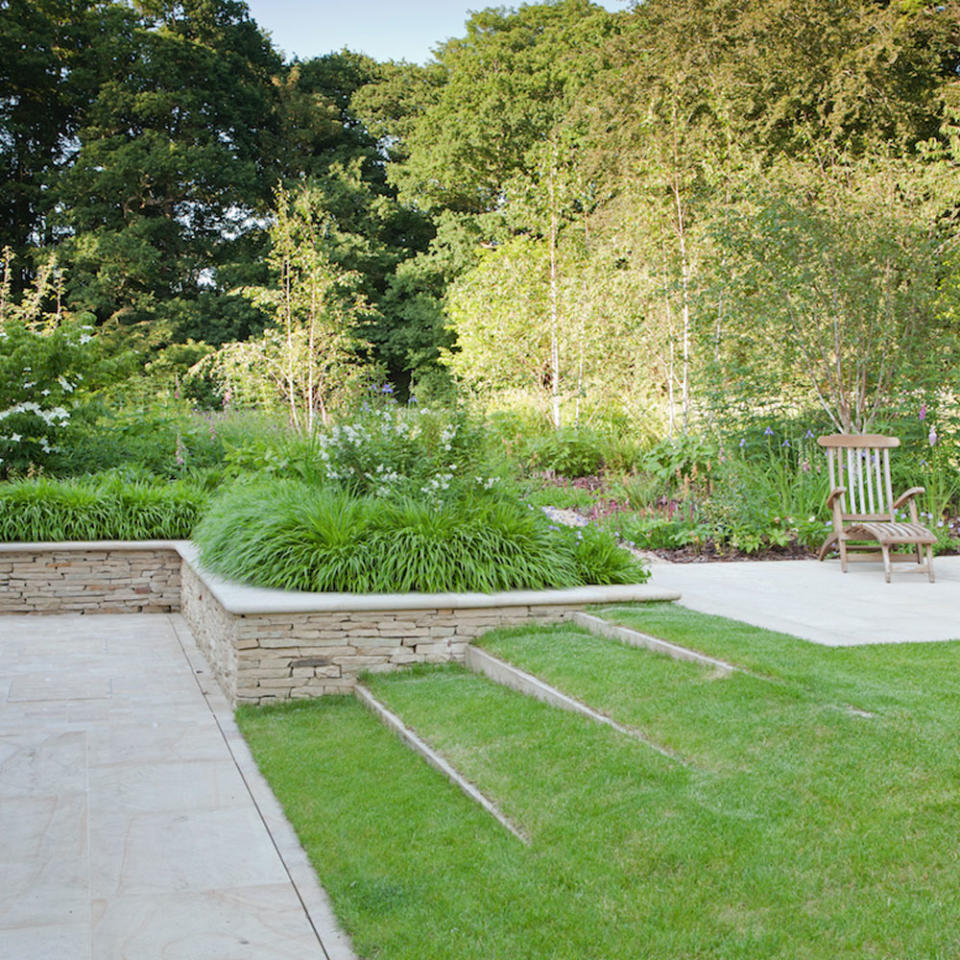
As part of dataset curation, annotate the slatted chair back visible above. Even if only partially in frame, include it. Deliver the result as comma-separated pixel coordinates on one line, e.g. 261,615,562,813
816,434,899,522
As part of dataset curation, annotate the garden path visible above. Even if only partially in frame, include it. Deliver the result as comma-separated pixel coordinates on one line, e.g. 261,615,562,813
0,613,356,960
647,555,960,646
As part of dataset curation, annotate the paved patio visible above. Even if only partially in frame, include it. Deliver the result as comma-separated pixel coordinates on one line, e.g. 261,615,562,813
0,613,355,960
648,554,960,646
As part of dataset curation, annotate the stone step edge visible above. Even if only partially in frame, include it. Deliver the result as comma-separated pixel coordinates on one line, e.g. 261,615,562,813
464,645,675,760
354,683,528,844
572,612,738,674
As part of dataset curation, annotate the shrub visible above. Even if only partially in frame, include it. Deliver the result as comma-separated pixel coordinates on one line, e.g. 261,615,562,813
0,476,207,541
525,427,606,478
56,403,231,478
194,479,648,593
275,402,494,498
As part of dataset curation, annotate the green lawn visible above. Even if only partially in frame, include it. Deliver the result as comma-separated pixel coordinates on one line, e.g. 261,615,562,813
236,605,960,960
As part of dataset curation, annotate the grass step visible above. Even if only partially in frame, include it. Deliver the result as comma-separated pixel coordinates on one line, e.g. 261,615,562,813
238,610,960,960
464,643,677,759
355,681,528,842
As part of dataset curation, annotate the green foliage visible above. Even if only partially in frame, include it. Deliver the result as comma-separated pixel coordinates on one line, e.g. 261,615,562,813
196,183,370,431
56,403,228,479
705,433,828,551
194,478,647,593
0,475,207,541
281,399,494,498
385,0,615,213
0,251,113,477
706,159,954,432
57,1,282,334
525,427,606,478
521,482,601,511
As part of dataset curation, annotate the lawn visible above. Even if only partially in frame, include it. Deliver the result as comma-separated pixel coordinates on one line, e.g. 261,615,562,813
236,605,960,960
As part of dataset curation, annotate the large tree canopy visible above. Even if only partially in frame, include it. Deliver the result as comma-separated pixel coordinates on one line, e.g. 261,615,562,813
2,0,960,421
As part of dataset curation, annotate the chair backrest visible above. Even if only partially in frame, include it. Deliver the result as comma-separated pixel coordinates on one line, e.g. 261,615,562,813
817,434,898,521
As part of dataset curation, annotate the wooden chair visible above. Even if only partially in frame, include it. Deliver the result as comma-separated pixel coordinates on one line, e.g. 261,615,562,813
817,434,935,583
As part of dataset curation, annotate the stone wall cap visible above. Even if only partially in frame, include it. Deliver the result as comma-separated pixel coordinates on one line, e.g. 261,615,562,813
177,543,680,614
0,540,188,553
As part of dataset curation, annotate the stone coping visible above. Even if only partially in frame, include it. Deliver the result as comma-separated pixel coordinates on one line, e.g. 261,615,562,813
2,540,681,614
0,540,188,552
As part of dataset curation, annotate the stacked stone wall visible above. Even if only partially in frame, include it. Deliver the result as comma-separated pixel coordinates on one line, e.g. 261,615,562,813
1,544,675,705
180,585,579,705
0,549,181,614
180,561,239,702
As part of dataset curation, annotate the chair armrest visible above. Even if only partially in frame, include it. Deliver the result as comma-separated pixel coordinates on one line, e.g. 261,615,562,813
825,487,846,508
893,487,925,510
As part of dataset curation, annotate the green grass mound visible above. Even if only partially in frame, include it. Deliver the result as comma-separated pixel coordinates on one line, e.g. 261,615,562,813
0,475,207,541
194,479,647,593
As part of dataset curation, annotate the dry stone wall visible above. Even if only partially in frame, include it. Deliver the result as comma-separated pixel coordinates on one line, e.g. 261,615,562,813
0,547,181,614
180,579,579,705
1,543,678,706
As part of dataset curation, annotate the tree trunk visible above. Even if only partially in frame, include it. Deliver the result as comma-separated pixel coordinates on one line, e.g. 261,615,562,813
548,165,561,430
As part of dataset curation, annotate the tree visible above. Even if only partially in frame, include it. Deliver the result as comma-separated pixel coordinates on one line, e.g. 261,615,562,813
0,0,114,285
194,185,366,432
57,0,282,343
385,0,617,213
708,159,956,433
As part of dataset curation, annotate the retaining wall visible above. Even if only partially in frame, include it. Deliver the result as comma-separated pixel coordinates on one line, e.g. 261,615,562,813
0,543,181,614
1,541,680,705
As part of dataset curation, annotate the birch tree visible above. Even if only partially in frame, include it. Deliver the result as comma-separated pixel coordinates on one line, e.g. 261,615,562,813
709,160,954,433
194,185,365,432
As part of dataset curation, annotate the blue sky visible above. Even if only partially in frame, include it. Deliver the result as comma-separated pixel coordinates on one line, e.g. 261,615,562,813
246,1,628,65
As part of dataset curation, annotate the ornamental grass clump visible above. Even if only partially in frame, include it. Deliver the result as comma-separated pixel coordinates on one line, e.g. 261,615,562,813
0,476,207,541
193,479,648,593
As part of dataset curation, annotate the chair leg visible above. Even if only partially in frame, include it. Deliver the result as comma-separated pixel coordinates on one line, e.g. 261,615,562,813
915,543,923,565
840,539,848,573
881,543,892,583
927,544,935,583
817,532,839,562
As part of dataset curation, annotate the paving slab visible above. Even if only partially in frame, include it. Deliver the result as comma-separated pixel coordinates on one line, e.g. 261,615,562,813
647,555,960,645
0,613,355,960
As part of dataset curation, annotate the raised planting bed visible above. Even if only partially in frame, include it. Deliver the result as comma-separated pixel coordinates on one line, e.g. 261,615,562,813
0,541,679,705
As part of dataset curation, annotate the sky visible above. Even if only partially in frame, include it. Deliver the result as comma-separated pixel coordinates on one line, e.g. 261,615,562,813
245,0,628,65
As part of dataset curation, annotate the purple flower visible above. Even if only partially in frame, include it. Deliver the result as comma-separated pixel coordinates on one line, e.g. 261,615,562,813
804,429,815,440
763,426,774,436
929,426,938,446
919,403,927,422
739,437,746,448
381,383,394,395
782,439,790,448
408,393,417,405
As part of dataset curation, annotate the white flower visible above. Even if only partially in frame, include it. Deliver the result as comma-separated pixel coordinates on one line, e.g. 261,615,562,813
57,376,74,393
